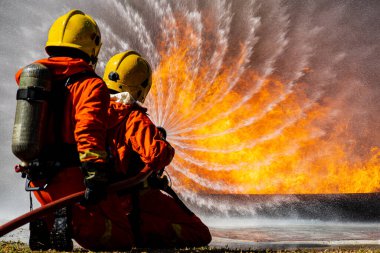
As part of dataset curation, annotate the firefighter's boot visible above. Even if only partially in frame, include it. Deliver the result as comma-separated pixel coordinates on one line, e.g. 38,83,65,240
29,218,51,250
50,206,73,251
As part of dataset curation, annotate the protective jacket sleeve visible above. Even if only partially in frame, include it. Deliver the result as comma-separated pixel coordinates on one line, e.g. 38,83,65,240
126,109,175,171
67,77,110,163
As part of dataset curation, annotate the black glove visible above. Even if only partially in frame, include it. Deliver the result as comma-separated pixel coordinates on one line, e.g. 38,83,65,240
81,162,109,205
148,174,169,190
157,126,167,140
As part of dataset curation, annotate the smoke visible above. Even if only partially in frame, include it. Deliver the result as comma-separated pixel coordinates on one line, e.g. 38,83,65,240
292,0,380,154
253,0,380,151
0,0,379,218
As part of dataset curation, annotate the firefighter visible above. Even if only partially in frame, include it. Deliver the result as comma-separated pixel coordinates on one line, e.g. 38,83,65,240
14,10,109,251
82,50,211,249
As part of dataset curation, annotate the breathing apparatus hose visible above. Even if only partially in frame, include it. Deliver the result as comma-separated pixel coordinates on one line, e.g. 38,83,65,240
0,166,153,237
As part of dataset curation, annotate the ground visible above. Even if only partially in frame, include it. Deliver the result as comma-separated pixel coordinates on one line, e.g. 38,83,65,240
2,241,380,253
2,220,380,252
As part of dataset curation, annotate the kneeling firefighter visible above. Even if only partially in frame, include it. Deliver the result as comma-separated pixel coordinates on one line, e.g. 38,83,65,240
12,10,110,251
72,50,211,250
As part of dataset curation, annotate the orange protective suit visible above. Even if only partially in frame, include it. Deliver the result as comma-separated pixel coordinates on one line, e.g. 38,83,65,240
70,100,211,250
82,100,210,249
15,57,110,235
107,101,175,176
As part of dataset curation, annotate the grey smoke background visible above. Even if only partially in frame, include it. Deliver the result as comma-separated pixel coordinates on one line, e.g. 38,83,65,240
0,0,379,219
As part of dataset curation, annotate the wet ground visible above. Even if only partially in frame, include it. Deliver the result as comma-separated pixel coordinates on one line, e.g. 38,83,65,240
206,218,380,250
1,218,380,250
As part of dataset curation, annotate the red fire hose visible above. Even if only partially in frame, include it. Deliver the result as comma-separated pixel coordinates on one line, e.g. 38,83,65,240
0,167,152,237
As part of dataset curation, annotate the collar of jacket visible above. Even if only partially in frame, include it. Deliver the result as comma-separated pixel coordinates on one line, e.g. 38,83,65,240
110,91,136,105
15,57,95,84
107,98,148,129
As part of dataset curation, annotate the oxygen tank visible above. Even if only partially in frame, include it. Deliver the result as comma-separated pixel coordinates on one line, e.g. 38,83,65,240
12,63,52,163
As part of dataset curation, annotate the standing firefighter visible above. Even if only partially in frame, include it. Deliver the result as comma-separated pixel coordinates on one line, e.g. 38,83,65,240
13,10,109,251
88,50,210,249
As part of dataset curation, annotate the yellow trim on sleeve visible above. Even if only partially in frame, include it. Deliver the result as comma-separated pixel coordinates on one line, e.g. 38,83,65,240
79,150,108,161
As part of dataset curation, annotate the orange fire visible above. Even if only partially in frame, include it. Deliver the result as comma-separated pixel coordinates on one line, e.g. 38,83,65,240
148,18,380,195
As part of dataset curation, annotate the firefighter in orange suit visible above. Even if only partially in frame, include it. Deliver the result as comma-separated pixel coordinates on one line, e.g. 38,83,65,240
85,50,211,249
14,10,109,251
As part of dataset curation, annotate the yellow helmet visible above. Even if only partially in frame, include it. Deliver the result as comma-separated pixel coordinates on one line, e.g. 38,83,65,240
45,10,102,65
103,50,152,103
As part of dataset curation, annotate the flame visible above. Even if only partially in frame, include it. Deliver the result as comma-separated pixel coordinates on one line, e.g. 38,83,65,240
148,16,380,195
